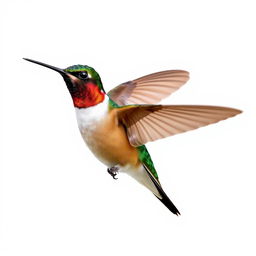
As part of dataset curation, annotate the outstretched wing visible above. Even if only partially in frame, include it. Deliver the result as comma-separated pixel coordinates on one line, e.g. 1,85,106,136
108,70,189,105
117,105,241,147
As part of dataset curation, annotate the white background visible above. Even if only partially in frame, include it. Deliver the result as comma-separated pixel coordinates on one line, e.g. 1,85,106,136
0,0,255,255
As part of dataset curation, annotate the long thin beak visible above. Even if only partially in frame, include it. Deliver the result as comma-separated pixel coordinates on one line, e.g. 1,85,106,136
23,58,67,75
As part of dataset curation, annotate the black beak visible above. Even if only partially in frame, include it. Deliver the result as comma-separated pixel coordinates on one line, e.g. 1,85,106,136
23,58,67,75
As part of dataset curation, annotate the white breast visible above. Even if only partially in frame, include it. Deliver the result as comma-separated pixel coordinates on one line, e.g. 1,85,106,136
75,99,112,165
75,99,109,132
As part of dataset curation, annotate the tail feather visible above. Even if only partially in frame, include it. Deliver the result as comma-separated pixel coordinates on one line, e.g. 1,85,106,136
143,165,180,215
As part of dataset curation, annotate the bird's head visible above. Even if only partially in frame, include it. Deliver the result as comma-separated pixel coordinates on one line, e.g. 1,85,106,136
23,58,105,108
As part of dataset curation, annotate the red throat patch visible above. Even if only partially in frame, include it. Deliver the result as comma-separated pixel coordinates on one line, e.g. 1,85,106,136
72,82,105,108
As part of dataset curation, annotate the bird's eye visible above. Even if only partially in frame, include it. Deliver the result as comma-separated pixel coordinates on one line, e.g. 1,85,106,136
79,71,88,79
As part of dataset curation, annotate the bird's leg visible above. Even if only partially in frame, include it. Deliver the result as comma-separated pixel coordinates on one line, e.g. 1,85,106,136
107,166,119,180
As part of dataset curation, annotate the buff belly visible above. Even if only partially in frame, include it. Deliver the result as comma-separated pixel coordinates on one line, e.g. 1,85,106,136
81,121,139,167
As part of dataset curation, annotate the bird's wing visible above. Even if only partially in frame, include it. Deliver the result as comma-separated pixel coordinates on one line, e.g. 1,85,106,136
117,105,241,147
108,70,189,105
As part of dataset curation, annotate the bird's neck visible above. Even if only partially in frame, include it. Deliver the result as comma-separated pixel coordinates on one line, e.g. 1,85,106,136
75,98,110,132
72,81,105,108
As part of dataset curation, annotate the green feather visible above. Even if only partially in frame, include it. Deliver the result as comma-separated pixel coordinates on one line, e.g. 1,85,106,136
108,98,121,109
137,145,159,180
64,64,88,72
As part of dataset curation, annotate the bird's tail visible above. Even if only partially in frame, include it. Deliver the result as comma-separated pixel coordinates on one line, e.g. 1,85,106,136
143,164,180,216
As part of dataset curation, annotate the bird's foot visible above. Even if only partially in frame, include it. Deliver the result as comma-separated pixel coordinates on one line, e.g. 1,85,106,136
107,166,119,180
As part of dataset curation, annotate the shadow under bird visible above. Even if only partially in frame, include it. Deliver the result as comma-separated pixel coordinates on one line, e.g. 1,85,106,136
24,58,242,215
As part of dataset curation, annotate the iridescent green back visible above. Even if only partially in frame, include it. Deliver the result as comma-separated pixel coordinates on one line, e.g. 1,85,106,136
137,145,159,180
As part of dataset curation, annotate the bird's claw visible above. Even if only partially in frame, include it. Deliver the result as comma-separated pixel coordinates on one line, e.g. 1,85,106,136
107,166,119,180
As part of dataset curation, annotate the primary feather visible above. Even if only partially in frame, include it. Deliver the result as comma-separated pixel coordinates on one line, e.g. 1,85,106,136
108,70,189,105
117,105,242,147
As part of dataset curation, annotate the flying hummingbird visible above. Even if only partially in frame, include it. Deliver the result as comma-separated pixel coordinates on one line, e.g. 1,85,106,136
23,58,241,215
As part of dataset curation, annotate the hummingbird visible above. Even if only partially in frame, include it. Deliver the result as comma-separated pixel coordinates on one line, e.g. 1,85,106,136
23,58,241,215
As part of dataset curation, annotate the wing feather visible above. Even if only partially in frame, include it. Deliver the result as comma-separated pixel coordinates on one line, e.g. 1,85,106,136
118,105,241,146
108,70,189,105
